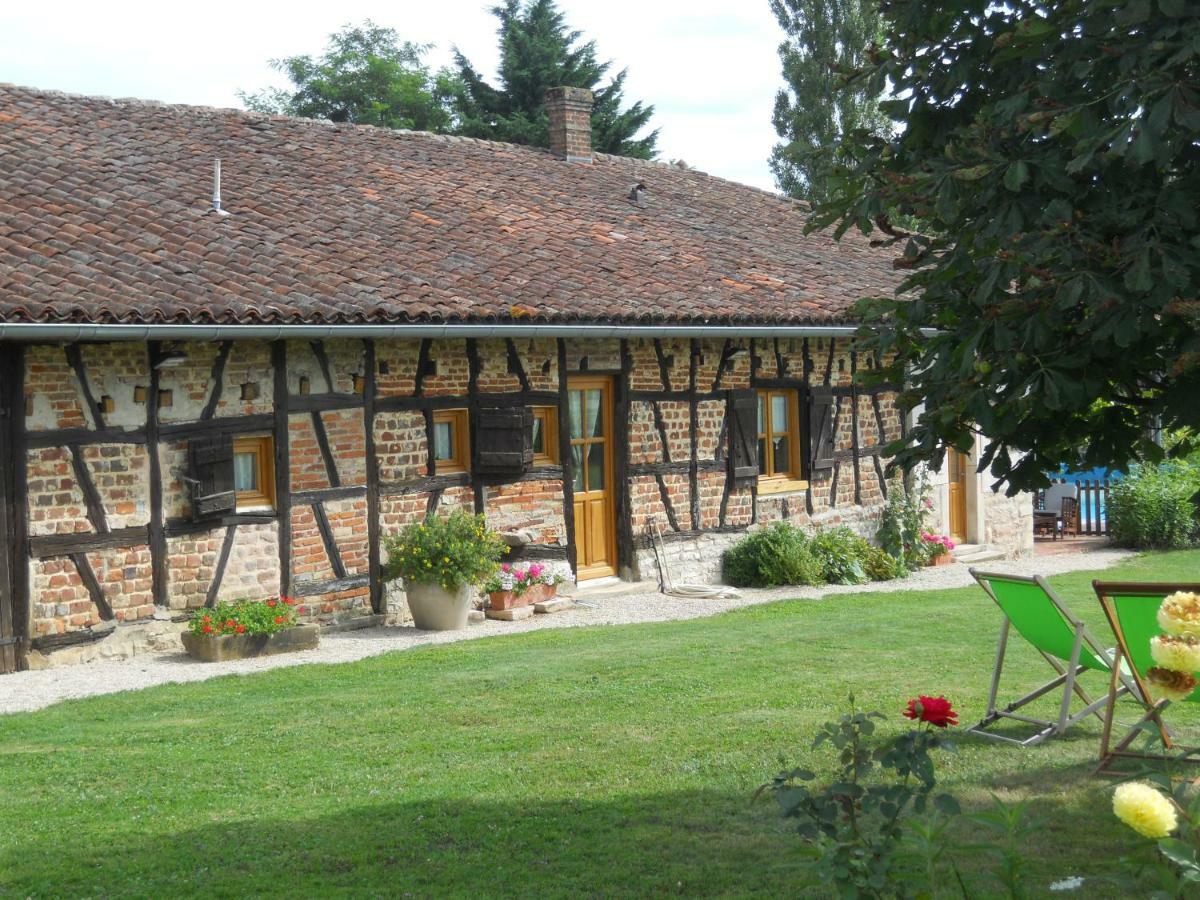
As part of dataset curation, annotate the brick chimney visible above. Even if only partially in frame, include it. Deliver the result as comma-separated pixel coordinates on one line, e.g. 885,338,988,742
545,86,594,163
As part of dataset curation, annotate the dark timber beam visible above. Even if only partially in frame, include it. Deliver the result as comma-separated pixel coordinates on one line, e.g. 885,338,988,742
556,339,577,577
272,341,292,597
147,342,168,607
363,339,384,614
205,524,238,608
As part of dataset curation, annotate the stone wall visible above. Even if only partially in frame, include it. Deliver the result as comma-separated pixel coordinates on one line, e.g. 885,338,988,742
13,334,915,661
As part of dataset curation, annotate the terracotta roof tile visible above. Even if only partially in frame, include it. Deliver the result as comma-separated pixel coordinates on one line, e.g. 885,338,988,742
0,84,902,327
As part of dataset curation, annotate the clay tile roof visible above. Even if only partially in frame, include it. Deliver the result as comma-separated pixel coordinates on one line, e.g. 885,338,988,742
0,84,902,327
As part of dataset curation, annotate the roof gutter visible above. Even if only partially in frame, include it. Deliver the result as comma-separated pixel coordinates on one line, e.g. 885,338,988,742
0,323,866,342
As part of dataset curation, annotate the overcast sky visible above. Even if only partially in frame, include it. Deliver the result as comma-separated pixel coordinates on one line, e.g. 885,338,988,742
0,1,786,191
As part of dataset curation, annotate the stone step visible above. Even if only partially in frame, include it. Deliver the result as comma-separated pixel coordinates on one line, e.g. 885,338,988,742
956,549,1006,564
534,598,573,615
951,543,985,556
485,605,534,622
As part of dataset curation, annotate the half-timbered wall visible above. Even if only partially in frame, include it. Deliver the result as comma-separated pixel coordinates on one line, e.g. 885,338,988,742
3,334,906,669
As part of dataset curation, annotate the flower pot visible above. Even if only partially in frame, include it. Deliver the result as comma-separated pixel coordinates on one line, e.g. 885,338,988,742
526,583,557,604
405,580,474,630
488,589,528,611
181,624,320,663
926,553,954,567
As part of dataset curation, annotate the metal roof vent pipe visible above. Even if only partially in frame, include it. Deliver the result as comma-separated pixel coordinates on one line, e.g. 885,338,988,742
545,86,594,164
211,158,230,216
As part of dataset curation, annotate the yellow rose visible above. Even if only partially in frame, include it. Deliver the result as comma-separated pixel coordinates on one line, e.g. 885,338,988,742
1113,782,1178,839
1157,592,1200,637
1150,635,1200,674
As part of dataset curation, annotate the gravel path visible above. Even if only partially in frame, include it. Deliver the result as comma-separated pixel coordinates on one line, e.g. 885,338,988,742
2,544,1133,716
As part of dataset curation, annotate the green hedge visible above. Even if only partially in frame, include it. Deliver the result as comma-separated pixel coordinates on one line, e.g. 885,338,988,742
1107,462,1200,550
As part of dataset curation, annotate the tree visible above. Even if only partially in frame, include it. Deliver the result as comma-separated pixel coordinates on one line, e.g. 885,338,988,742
769,0,890,202
239,22,460,133
451,0,658,158
809,0,1200,493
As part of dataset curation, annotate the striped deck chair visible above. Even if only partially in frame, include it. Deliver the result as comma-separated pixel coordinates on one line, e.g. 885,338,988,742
1094,581,1200,776
969,570,1140,747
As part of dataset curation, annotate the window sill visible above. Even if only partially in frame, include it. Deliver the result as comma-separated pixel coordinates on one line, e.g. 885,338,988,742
236,503,276,514
757,478,809,497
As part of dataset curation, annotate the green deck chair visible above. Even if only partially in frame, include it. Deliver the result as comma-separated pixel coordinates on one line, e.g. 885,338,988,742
1094,581,1200,775
969,569,1140,747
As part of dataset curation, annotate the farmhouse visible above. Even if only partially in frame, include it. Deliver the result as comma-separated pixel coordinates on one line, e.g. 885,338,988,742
0,84,1028,672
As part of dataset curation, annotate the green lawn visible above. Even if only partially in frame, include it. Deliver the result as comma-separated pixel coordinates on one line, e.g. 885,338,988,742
3,551,1198,897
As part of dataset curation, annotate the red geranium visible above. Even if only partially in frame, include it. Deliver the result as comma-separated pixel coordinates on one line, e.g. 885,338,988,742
225,619,235,628
904,695,958,728
202,624,213,634
282,596,296,606
266,599,277,608
235,624,246,634
274,616,284,625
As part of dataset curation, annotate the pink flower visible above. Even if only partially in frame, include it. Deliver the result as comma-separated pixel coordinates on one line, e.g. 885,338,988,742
501,563,512,574
528,564,543,579
922,499,933,509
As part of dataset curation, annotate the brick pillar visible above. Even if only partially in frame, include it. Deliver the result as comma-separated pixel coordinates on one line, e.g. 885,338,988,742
545,86,594,163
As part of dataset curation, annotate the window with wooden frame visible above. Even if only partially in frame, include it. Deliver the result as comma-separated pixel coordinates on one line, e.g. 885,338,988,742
530,406,559,466
432,408,470,473
233,435,276,510
757,389,803,490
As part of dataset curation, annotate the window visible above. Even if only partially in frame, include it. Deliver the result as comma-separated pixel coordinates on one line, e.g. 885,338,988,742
530,407,559,465
432,409,470,473
757,390,801,483
233,435,275,510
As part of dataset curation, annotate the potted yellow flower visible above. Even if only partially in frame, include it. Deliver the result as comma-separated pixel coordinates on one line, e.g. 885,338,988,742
382,511,507,630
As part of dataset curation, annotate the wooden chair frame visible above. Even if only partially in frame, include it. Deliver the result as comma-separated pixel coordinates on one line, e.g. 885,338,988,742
1094,580,1200,776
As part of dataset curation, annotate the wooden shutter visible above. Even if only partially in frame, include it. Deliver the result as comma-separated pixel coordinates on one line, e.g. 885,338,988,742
188,433,236,521
474,407,533,476
808,387,836,473
726,389,759,485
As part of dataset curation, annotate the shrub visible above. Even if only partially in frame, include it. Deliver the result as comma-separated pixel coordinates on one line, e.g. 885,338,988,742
722,522,823,588
809,526,869,585
382,510,509,590
188,596,298,637
861,544,902,581
1108,462,1200,550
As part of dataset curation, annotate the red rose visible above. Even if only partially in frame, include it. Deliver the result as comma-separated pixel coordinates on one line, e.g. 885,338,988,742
202,624,213,634
267,599,277,608
904,695,958,728
274,616,284,624
235,624,246,634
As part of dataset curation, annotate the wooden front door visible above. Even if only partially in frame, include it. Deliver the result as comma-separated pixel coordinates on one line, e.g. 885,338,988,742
947,449,969,543
568,376,617,580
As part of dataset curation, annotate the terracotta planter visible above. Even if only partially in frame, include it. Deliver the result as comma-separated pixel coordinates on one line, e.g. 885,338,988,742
488,582,557,610
405,580,474,630
926,553,954,567
181,624,320,663
488,589,528,611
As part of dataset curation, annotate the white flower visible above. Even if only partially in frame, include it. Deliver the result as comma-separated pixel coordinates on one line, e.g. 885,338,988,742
1048,876,1084,892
